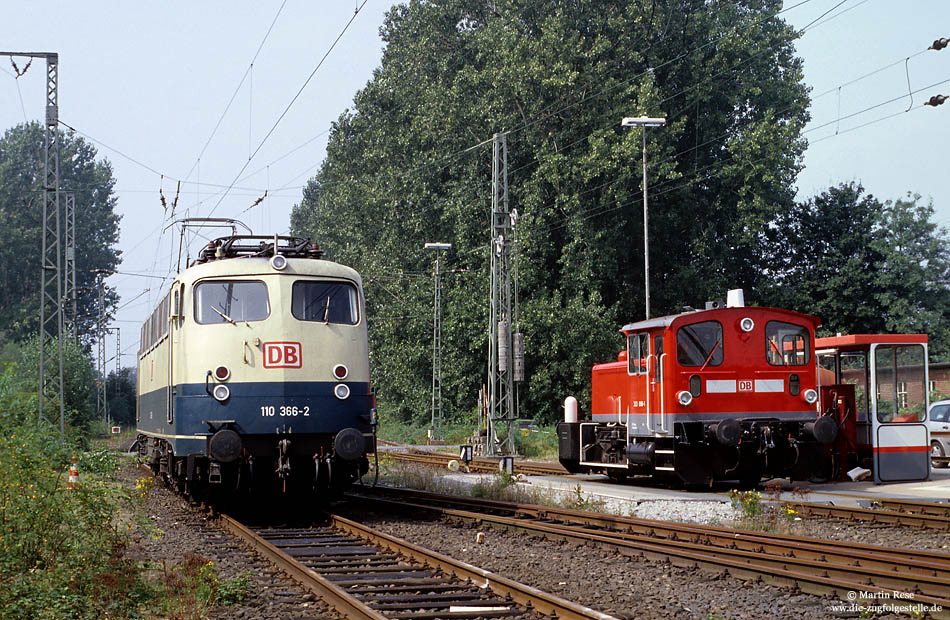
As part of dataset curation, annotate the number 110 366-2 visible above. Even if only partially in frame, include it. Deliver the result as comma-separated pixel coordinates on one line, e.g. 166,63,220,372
260,405,310,417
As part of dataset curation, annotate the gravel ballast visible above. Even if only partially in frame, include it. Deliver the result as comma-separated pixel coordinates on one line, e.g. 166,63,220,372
123,462,343,620
125,457,942,619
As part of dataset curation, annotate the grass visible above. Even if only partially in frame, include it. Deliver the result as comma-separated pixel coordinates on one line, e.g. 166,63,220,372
375,420,560,461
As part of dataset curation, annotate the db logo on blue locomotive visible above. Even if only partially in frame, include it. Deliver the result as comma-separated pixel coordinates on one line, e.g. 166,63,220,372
263,341,302,368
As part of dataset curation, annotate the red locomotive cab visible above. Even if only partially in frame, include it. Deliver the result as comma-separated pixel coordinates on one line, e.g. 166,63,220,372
560,291,838,487
667,308,822,422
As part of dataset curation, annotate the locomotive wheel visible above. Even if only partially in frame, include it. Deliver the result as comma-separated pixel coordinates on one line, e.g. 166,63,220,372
932,442,948,469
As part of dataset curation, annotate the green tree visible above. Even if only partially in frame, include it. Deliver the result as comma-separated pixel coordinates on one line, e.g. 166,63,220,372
0,122,121,345
761,182,887,335
872,194,950,359
291,0,809,424
105,366,137,428
761,184,950,361
12,334,97,429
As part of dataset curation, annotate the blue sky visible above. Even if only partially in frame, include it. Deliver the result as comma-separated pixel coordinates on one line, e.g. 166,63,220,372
1,1,948,365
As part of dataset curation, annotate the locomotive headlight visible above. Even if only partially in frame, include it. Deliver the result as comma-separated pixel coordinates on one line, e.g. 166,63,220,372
212,384,231,402
740,317,755,332
802,389,818,404
677,390,693,406
270,254,288,271
333,364,349,380
334,384,350,400
214,365,231,381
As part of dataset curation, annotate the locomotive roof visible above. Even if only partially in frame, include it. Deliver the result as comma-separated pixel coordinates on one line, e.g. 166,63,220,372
620,305,820,333
180,254,363,284
177,234,362,284
194,234,324,263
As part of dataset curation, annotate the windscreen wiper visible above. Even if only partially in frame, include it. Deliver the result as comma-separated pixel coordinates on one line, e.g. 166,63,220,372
211,305,236,325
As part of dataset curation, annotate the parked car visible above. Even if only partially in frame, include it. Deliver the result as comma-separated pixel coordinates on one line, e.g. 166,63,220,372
928,399,950,468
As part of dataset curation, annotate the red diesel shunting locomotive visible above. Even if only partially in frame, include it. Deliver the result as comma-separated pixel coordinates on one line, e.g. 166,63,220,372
558,290,838,487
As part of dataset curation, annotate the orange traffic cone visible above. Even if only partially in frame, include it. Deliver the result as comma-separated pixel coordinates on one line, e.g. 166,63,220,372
67,456,79,490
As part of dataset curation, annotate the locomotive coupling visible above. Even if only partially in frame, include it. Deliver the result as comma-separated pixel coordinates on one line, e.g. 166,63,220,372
276,438,291,478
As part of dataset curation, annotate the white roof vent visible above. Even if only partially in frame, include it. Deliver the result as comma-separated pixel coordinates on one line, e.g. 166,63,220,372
726,289,745,308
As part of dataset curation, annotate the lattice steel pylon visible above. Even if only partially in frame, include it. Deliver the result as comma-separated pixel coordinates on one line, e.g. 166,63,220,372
1,52,65,430
93,270,110,426
424,242,451,442
40,54,64,431
63,191,78,340
486,133,517,456
5,52,65,432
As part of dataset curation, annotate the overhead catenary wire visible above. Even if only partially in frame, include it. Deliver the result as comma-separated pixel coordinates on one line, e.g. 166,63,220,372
537,76,950,237
206,0,370,219
83,0,936,356
180,0,290,186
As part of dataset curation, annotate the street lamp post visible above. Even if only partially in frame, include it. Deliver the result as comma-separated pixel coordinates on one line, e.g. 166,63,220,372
621,115,666,320
424,242,451,442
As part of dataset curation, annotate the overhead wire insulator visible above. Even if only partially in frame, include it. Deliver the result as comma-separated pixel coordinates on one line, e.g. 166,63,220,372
512,333,524,382
925,94,947,107
497,320,510,372
930,37,948,51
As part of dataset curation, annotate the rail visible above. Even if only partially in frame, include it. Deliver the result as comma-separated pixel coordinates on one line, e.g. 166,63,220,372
346,487,950,616
218,512,619,620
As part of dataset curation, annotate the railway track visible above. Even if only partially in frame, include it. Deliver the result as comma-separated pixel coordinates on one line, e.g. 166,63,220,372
381,449,567,477
382,448,950,529
794,498,950,530
345,486,950,617
218,512,620,619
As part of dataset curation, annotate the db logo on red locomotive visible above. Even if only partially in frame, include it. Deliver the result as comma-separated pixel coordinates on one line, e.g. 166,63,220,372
263,342,302,368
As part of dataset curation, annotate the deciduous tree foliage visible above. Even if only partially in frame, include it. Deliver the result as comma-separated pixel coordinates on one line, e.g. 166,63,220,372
760,183,950,360
763,182,887,335
0,122,121,345
105,366,137,428
291,0,809,424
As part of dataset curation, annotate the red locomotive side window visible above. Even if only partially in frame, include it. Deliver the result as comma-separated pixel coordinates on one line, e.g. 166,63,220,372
676,321,723,367
627,332,650,375
765,321,809,366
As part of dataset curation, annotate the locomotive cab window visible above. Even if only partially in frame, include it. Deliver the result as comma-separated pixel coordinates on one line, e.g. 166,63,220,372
765,321,809,366
676,321,723,367
195,280,269,324
627,332,649,375
292,281,359,325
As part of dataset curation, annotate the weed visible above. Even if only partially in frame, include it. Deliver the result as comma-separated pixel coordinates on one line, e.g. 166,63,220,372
134,475,154,499
564,484,606,512
150,554,251,617
729,488,763,520
728,480,807,532
77,449,120,474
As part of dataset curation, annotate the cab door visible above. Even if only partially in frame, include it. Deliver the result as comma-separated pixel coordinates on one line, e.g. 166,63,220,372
627,332,651,435
650,334,668,434
167,284,182,423
870,343,930,483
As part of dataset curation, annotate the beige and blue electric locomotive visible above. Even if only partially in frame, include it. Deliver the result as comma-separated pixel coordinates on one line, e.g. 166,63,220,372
135,235,375,496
